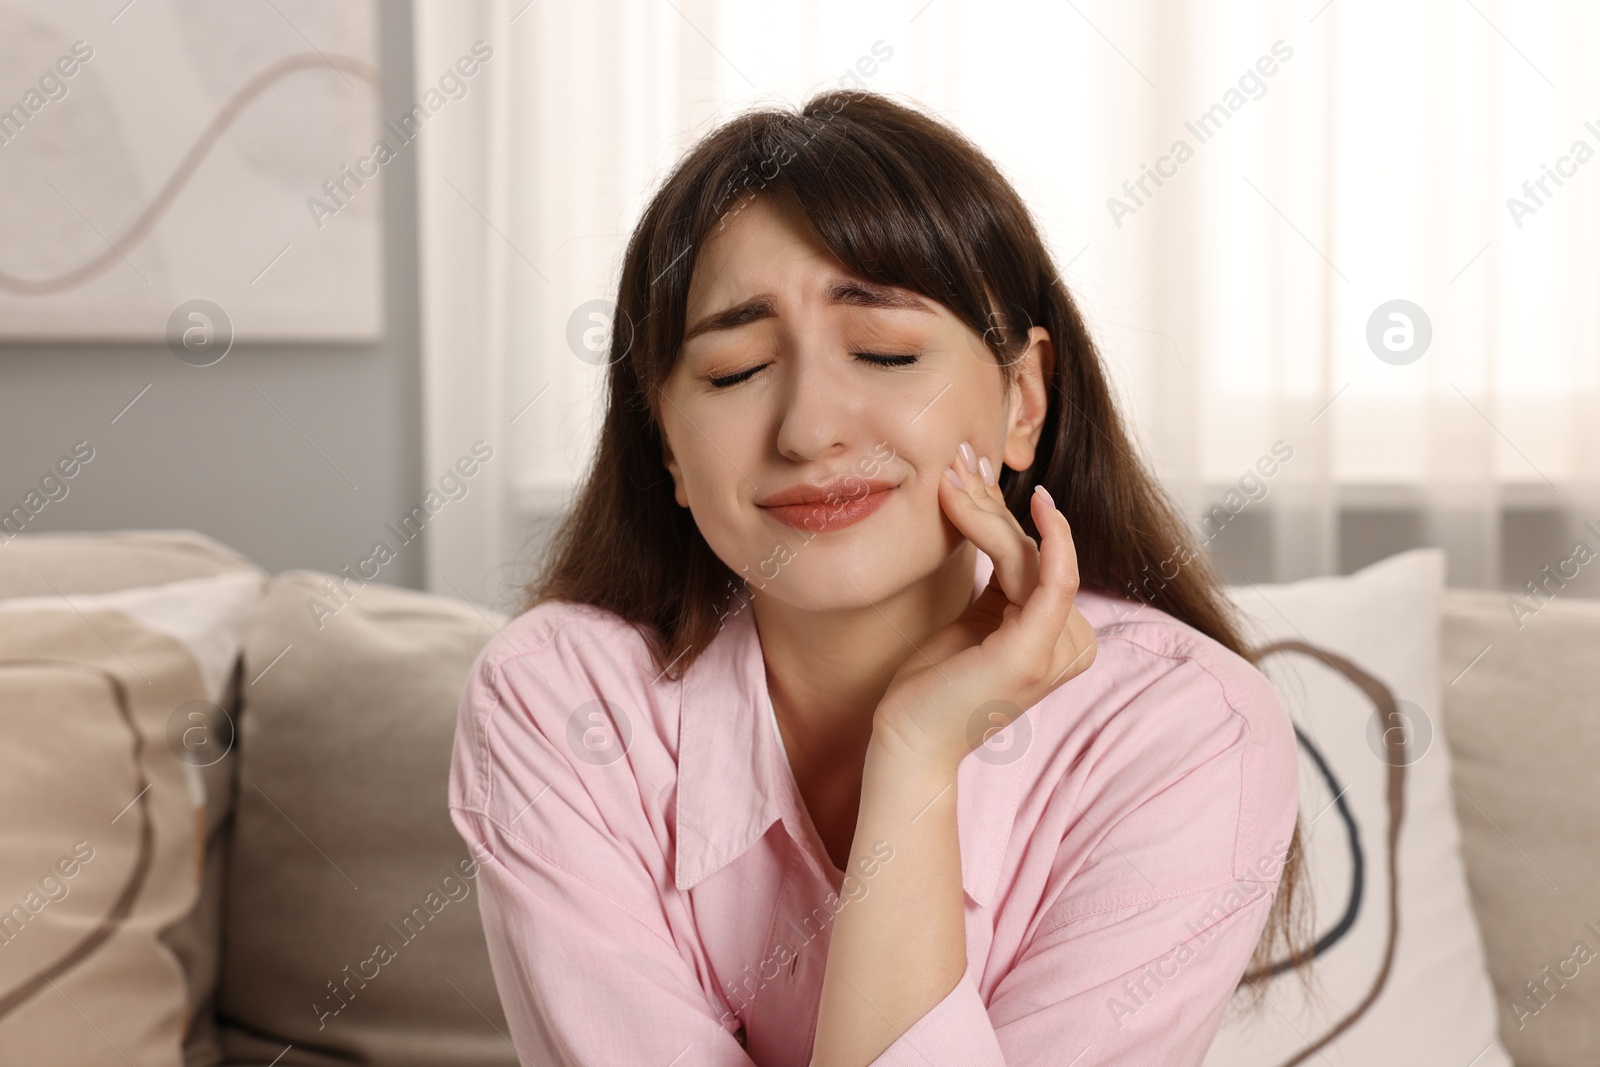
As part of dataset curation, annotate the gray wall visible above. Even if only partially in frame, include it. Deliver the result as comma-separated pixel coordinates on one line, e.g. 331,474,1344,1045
1207,503,1600,598
0,3,426,590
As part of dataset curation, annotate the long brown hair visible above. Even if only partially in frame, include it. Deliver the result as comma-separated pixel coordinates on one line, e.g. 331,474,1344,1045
522,88,1312,1001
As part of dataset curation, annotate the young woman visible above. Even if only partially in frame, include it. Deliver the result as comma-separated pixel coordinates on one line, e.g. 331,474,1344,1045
449,89,1311,1066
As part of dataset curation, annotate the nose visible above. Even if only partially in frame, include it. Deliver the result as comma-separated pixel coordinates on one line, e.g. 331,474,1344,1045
773,336,863,463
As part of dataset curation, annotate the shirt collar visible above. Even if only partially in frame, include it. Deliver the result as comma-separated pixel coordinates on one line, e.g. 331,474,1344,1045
674,549,1029,908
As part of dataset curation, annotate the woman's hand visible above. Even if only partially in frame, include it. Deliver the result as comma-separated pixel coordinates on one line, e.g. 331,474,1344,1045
872,441,1097,772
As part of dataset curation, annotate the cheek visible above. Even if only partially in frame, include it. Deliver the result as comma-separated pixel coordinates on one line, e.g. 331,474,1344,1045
677,444,741,515
881,394,991,487
665,396,741,484
668,427,765,549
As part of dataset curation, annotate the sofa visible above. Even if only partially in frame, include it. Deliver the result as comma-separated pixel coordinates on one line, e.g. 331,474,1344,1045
0,529,1594,1067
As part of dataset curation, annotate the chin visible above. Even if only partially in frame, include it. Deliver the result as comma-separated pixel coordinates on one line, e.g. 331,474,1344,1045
739,526,951,614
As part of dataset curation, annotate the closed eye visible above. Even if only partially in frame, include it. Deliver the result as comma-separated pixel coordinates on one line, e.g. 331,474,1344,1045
707,363,766,389
855,352,920,369
706,352,920,389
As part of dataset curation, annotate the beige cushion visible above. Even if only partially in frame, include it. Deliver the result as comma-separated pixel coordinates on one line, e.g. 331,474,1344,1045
0,529,262,597
218,571,516,1067
1440,588,1600,1065
0,566,264,1067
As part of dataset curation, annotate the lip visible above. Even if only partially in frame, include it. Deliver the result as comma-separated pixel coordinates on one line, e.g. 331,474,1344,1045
756,477,897,531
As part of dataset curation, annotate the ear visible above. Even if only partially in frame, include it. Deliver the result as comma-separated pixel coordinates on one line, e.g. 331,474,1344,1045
1001,326,1054,473
662,436,690,508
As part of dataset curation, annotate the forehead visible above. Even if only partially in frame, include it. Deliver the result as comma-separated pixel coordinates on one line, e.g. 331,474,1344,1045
686,194,838,305
682,194,945,339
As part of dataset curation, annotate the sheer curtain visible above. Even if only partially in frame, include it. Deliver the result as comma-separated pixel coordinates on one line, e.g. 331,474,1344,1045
414,0,1600,609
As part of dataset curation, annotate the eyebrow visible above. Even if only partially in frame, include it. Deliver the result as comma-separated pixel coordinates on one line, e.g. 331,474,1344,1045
682,279,934,343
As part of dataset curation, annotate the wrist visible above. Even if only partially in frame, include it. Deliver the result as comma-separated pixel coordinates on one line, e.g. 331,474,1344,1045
867,715,965,785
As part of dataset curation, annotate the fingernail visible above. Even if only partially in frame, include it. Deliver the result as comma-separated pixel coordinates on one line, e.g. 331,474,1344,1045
978,456,996,486
958,441,978,472
1034,484,1055,508
945,467,963,489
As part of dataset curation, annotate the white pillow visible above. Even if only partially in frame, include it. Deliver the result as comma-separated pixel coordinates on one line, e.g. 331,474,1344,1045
1203,549,1512,1067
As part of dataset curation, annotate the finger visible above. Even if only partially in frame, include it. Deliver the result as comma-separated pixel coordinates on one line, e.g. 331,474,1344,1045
1011,486,1083,675
940,445,1039,605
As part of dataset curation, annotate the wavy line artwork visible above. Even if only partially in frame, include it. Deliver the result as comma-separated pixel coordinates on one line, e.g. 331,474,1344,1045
0,52,378,297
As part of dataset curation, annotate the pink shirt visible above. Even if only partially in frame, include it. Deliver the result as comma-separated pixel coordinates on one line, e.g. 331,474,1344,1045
448,550,1300,1066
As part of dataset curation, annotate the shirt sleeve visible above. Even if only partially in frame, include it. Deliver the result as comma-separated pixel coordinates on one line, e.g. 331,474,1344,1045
449,650,757,1067
865,879,1281,1067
